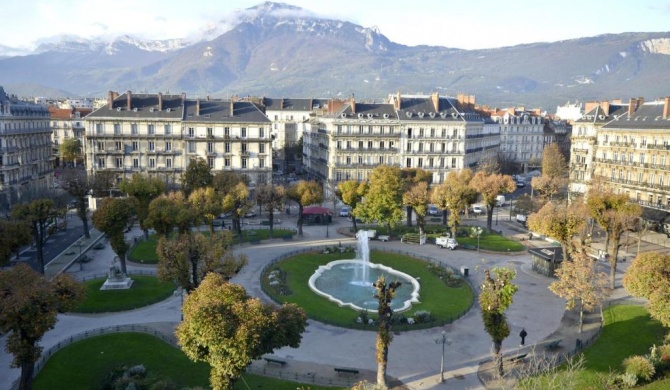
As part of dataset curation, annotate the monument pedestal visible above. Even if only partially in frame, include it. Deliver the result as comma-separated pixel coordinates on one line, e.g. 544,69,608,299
100,276,134,290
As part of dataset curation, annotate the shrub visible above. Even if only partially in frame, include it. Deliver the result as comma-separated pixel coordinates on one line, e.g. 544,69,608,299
413,310,433,323
622,355,655,382
618,371,638,388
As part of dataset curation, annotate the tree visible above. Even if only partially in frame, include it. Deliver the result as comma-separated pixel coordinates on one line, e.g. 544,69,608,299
587,191,642,288
176,273,308,390
213,171,248,193
120,174,166,240
531,144,568,201
402,181,429,235
373,276,401,387
470,171,516,231
623,252,670,327
90,170,118,197
479,267,518,377
59,169,92,238
189,187,223,237
0,220,32,267
222,182,252,235
355,165,405,234
157,231,247,292
431,169,473,237
92,198,134,274
146,194,180,238
181,157,213,196
400,168,432,227
59,137,82,167
527,201,587,262
12,199,58,274
286,180,323,236
549,252,609,332
337,179,368,231
0,264,85,390
255,184,285,236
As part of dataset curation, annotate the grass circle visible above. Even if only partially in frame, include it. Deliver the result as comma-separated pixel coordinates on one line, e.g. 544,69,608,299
74,276,175,313
262,250,475,330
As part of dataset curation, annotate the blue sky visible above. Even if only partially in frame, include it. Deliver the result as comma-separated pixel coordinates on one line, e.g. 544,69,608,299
3,0,670,50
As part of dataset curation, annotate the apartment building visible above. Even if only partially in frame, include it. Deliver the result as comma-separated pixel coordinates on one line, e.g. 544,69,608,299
303,93,499,187
49,106,91,166
568,96,670,224
85,91,271,187
488,107,545,172
0,86,55,206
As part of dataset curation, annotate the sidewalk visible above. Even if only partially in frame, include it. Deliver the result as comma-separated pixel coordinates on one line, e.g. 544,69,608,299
44,228,105,279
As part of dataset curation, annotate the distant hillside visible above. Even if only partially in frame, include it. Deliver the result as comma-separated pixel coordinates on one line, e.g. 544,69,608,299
1,2,669,109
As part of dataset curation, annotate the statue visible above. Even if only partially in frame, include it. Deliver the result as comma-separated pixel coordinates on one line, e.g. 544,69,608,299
108,256,124,280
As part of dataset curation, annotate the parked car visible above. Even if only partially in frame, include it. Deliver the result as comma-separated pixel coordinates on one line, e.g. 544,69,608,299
516,181,526,188
516,214,527,226
496,195,506,207
472,205,484,215
244,210,257,218
436,236,458,250
339,206,351,217
427,205,440,216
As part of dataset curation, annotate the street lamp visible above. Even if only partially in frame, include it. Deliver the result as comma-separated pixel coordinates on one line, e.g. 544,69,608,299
435,331,452,383
77,239,84,271
473,227,483,252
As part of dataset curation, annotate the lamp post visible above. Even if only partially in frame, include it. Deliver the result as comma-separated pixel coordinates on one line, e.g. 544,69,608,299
77,238,84,271
474,227,483,252
435,331,451,383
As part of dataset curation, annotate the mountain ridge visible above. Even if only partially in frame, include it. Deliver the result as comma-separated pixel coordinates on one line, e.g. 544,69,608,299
1,2,669,109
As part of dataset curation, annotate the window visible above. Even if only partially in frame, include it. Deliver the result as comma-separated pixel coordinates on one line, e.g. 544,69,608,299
225,142,230,153
640,153,646,164
259,143,265,153
132,141,138,151
224,158,230,167
115,141,122,151
148,141,155,151
380,141,385,149
346,141,351,149
207,127,213,138
224,127,230,137
358,141,363,149
259,158,265,168
96,123,103,135
208,157,214,168
430,128,435,138
165,142,172,151
188,127,194,138
440,157,445,168
346,156,351,165
149,158,155,168
419,128,424,138
259,128,265,138
114,124,121,135
207,142,213,153
133,158,139,168
418,158,423,168
380,126,385,134
337,141,342,149
451,158,456,168
148,124,155,135
418,143,424,152
337,125,342,134
358,126,363,134
429,157,434,168
164,124,171,135
406,142,412,152
241,127,247,138
188,142,195,153
131,124,138,135
406,158,412,168
368,126,373,134
116,158,122,168
97,141,104,151
242,158,247,169
166,158,172,168
241,143,247,153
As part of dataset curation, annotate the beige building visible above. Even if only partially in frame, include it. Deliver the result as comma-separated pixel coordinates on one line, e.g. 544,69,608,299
303,93,500,190
49,106,91,166
570,96,670,220
0,86,55,207
85,92,271,187
488,107,545,172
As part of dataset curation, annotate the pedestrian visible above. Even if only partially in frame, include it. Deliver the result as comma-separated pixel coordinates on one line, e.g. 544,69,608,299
520,328,528,346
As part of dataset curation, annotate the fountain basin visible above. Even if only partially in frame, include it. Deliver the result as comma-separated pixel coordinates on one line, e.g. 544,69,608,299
308,260,421,312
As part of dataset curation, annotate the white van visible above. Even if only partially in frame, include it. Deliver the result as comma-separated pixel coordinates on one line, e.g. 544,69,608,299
496,195,506,207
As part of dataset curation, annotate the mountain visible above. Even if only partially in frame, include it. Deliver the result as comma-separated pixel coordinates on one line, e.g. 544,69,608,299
1,1,669,110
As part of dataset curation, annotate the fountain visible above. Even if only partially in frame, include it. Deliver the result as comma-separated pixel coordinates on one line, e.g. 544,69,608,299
308,230,420,312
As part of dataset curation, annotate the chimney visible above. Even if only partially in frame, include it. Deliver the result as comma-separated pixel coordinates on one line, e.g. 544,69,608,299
628,98,636,116
601,101,610,115
585,101,598,114
664,97,670,119
196,99,200,116
393,91,401,111
469,95,476,110
158,93,163,111
108,91,114,109
230,100,234,116
181,92,186,106
431,92,439,112
350,95,356,114
612,99,622,104
206,95,210,101
126,90,132,110
637,97,645,108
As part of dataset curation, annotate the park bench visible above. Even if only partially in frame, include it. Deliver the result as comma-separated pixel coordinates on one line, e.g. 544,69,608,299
263,357,287,366
378,235,390,242
507,353,528,363
544,339,562,350
334,367,359,375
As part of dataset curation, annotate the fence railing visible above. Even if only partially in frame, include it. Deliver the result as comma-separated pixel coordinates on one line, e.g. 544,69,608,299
75,268,157,282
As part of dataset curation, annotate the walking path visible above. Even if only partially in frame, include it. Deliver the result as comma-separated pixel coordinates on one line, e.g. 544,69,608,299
0,215,647,390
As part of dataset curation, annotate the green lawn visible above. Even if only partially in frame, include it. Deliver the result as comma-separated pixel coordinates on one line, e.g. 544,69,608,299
521,305,667,389
456,231,526,252
33,333,344,390
263,250,475,330
74,276,175,313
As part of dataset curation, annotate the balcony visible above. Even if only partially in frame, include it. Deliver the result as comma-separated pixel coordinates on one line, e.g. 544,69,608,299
332,132,399,138
631,199,670,212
